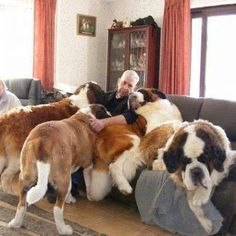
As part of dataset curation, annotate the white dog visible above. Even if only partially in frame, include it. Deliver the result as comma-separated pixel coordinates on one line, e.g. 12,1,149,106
153,119,236,234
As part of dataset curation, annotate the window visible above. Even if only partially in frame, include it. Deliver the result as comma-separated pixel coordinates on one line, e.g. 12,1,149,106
190,5,236,100
0,0,34,79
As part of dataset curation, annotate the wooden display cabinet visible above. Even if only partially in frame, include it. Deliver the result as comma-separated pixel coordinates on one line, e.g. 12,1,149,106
107,25,161,91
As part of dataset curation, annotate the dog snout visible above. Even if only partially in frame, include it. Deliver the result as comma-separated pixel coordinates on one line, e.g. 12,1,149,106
129,94,137,101
191,167,204,184
128,94,140,110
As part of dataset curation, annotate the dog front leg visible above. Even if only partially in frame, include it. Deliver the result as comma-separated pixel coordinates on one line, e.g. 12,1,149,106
109,154,133,195
192,186,212,206
152,148,166,171
187,193,213,234
54,206,73,235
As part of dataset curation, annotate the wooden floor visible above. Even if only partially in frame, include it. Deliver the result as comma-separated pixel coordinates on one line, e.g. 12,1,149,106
36,193,176,236
10,176,176,236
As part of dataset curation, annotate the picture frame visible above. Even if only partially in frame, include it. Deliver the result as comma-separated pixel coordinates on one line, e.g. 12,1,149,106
77,14,96,37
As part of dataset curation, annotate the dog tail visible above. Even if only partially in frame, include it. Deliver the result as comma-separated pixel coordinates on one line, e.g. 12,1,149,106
26,161,50,206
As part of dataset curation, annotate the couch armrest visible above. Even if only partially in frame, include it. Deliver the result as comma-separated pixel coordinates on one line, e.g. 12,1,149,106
3,78,42,106
28,79,42,105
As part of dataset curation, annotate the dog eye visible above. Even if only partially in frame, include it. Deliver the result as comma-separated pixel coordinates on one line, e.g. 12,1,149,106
140,101,147,106
183,157,191,164
198,154,208,164
182,157,191,169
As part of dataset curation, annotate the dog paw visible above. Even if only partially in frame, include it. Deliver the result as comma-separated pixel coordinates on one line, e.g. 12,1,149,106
192,189,210,206
118,183,132,195
8,218,22,228
202,218,213,234
152,159,166,171
192,196,206,206
65,193,76,204
86,193,93,201
58,224,73,235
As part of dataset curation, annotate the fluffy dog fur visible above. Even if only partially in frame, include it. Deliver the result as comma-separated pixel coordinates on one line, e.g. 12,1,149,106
0,82,105,194
8,104,110,235
153,119,236,234
88,89,183,201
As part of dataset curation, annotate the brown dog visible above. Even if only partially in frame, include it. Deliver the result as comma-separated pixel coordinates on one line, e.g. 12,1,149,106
89,89,182,201
0,81,105,194
8,104,110,235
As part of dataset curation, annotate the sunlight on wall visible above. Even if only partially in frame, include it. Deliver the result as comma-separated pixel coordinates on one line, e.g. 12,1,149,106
0,0,33,79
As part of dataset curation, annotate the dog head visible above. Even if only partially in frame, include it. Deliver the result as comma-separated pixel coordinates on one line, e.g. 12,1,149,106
80,104,111,119
73,81,106,106
128,88,167,110
162,120,233,192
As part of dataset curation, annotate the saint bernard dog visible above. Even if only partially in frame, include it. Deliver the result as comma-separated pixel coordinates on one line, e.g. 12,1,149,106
0,81,105,194
8,104,110,235
153,119,236,234
88,89,183,201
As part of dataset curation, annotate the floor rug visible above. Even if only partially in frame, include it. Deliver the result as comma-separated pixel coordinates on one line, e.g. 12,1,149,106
0,191,106,236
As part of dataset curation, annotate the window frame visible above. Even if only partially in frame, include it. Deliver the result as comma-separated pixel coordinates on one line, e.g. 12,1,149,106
191,4,236,97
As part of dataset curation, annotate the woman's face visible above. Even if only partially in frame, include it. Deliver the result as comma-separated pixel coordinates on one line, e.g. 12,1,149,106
0,81,4,96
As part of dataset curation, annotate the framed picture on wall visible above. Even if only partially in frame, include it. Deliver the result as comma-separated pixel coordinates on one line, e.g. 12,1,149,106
77,14,96,37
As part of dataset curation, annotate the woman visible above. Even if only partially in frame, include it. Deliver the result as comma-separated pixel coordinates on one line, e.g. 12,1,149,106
0,80,21,114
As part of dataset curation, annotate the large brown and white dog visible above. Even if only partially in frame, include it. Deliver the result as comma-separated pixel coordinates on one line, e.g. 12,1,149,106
153,119,236,234
0,81,105,194
88,89,183,201
8,104,110,235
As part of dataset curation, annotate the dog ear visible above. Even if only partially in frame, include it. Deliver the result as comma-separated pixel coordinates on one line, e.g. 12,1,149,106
137,88,153,102
211,146,226,172
163,148,183,173
163,131,188,173
150,88,167,99
90,104,111,119
137,88,166,102
88,82,106,105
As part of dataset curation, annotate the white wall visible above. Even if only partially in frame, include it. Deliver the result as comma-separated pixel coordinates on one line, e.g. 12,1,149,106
54,0,236,92
106,0,164,28
54,0,112,92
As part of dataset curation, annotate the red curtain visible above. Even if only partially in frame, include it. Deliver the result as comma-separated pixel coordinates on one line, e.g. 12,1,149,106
159,0,191,95
33,0,57,91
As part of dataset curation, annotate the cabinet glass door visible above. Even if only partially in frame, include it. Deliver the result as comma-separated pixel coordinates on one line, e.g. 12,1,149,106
109,33,126,90
130,31,147,87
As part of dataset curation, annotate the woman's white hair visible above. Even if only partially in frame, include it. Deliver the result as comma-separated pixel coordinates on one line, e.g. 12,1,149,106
120,70,139,84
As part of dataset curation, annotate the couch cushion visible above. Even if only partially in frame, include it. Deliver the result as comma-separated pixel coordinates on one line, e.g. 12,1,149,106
199,98,236,141
167,95,204,122
231,142,236,150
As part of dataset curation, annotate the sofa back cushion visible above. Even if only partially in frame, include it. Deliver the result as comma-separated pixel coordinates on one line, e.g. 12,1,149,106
200,98,236,141
167,95,204,122
4,78,42,105
6,79,32,99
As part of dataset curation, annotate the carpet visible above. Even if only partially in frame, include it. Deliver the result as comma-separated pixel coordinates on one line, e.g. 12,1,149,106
0,191,106,236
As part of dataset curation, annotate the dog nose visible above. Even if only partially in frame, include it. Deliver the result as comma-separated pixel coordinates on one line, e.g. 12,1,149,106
191,167,204,183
